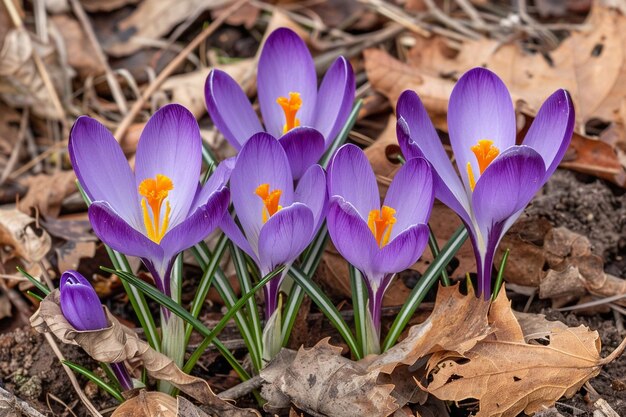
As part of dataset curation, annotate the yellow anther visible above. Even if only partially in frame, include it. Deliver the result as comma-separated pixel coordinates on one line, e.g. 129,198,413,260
276,92,302,133
367,205,397,248
138,174,173,243
255,183,283,223
467,162,477,191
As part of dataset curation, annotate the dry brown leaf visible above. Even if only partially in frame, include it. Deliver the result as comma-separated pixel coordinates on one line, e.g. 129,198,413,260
112,391,177,417
367,284,491,374
81,0,140,12
423,290,603,417
18,171,76,217
50,14,104,78
0,29,62,120
104,0,232,57
55,240,95,272
0,208,51,263
261,339,397,417
31,290,260,417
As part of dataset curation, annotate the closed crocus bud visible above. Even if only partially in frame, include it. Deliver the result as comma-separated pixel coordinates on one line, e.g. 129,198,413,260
59,270,108,331
59,270,133,391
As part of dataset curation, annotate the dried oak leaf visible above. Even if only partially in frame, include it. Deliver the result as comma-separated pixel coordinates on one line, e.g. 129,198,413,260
0,208,51,263
367,284,491,374
31,290,260,417
423,290,603,417
18,170,77,217
261,339,397,417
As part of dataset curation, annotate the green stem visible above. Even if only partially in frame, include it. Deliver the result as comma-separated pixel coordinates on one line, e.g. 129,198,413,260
428,225,451,286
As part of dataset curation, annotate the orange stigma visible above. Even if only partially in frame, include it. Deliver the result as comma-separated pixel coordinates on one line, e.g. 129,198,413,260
466,139,500,191
367,205,397,248
276,92,302,133
255,183,283,223
138,174,173,243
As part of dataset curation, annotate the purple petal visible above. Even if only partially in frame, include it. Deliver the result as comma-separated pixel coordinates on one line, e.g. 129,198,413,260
295,164,328,233
135,104,202,229
278,127,325,180
60,270,108,331
230,132,294,255
220,212,260,265
472,146,546,240
69,116,141,229
327,197,377,276
327,144,379,219
258,28,317,137
88,201,163,261
383,157,434,239
396,90,470,217
160,187,230,260
447,68,516,192
373,223,429,276
191,157,235,211
205,69,263,150
258,203,314,275
313,56,355,146
522,89,575,182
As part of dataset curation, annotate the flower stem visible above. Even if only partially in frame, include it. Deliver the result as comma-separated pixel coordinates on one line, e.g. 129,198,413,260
110,362,133,391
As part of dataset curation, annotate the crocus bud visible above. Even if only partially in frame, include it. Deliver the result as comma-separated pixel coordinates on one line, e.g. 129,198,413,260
59,270,133,391
59,270,108,331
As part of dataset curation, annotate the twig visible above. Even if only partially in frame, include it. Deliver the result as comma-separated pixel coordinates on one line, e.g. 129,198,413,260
0,386,47,417
0,109,29,186
113,0,249,141
68,0,129,114
8,141,66,180
453,0,486,29
42,332,103,417
358,0,431,38
599,334,626,365
422,0,481,39
217,375,264,400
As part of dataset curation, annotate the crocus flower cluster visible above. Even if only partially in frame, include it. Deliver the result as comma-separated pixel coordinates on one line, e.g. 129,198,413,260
327,144,434,337
60,270,133,391
396,67,574,297
205,28,355,179
70,104,231,299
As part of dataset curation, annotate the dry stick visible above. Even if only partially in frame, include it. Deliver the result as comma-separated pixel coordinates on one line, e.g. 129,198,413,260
9,141,65,180
599,334,626,366
359,0,431,37
42,332,103,417
453,0,486,29
68,0,129,114
422,0,481,40
0,109,29,185
113,0,249,141
217,375,264,400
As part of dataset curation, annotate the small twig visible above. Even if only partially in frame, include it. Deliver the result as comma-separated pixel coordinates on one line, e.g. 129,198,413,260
423,0,481,39
359,0,431,38
217,375,264,400
0,109,29,186
9,141,66,180
113,0,249,141
42,333,102,417
68,0,129,114
599,335,626,366
453,0,486,29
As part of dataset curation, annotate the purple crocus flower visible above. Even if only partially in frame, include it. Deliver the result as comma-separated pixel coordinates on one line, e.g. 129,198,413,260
220,132,327,318
69,104,231,298
327,144,434,336
60,270,133,391
396,67,575,298
205,27,355,179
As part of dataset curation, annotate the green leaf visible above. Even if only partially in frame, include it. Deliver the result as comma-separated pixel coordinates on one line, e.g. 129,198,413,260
289,265,361,359
63,361,124,403
491,248,510,301
428,225,451,286
17,267,50,295
349,266,367,358
382,225,469,352
319,100,363,168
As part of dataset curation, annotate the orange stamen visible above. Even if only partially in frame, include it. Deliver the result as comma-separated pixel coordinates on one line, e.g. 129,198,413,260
276,92,302,133
138,174,173,243
255,183,283,223
467,139,500,191
367,205,397,248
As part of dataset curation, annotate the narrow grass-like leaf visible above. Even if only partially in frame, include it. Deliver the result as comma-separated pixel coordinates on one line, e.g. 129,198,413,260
17,267,50,295
382,225,468,351
105,265,284,347
289,265,361,359
26,291,44,302
349,266,367,358
231,244,263,371
281,226,328,345
428,225,451,286
190,243,261,369
63,361,124,403
491,248,510,301
184,235,228,344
